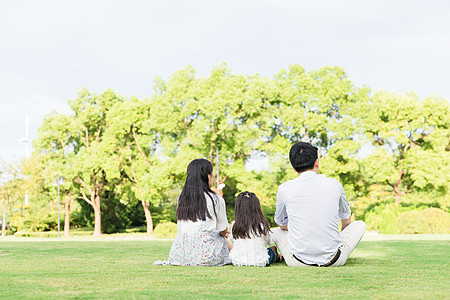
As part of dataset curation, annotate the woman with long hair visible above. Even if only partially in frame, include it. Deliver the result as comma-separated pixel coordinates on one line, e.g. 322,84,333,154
168,159,231,266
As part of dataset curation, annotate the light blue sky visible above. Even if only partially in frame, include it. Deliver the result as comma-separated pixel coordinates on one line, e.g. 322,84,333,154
1,0,449,163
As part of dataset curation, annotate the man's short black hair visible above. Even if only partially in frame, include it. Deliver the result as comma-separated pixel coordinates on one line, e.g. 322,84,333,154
289,142,319,173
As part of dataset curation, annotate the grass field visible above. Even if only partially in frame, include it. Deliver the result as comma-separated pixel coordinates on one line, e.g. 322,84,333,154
1,235,449,299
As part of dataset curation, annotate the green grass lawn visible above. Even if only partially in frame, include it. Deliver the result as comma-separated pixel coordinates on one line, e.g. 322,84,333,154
0,236,449,299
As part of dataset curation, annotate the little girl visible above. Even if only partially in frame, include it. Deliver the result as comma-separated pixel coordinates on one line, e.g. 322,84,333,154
229,191,280,267
168,158,231,266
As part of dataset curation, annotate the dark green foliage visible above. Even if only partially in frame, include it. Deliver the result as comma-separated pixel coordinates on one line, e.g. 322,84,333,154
101,191,131,234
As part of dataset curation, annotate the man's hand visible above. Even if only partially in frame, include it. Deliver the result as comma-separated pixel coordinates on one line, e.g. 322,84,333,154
278,224,288,231
341,218,351,231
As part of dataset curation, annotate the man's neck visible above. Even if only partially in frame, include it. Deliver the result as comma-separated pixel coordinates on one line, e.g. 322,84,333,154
298,168,318,175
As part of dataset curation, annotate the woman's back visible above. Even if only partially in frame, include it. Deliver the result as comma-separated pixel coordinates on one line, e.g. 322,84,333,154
169,192,230,266
176,192,228,234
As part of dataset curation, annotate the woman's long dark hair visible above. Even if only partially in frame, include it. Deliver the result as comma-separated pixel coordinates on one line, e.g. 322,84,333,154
176,159,215,221
232,191,271,239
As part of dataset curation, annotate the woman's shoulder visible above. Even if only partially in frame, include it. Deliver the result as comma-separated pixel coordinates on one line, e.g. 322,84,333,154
205,192,225,203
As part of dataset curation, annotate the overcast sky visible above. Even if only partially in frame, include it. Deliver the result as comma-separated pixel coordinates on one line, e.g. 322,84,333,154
1,0,449,163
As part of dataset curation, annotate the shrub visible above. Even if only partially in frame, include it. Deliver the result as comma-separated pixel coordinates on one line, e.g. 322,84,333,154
397,211,428,234
14,229,93,238
365,204,450,234
153,222,177,239
365,204,400,234
421,208,450,233
11,202,57,232
398,208,450,234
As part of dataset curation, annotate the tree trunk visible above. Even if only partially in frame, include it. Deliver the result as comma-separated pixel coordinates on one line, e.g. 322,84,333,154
93,200,102,236
77,172,105,237
64,196,71,238
142,200,153,235
1,193,6,237
394,193,401,207
392,169,405,207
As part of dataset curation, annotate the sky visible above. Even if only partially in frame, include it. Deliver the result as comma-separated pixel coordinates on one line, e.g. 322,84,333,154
1,0,449,163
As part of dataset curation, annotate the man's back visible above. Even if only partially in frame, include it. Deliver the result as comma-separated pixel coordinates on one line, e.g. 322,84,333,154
275,171,351,265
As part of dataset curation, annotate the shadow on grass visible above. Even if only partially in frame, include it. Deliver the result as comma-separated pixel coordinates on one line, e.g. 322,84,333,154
344,257,367,266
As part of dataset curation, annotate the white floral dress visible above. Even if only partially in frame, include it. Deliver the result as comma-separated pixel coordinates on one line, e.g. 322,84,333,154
168,193,231,266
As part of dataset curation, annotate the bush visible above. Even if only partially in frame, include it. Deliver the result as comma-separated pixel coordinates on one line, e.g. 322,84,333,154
125,226,147,233
398,208,450,234
365,204,400,234
11,202,58,232
397,211,428,234
153,222,177,239
365,204,450,234
14,229,94,238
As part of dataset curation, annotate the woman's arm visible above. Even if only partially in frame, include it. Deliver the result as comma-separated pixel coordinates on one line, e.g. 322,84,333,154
215,194,229,232
219,228,230,238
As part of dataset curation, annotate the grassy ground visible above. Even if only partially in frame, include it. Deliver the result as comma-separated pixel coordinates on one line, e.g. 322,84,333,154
0,235,449,299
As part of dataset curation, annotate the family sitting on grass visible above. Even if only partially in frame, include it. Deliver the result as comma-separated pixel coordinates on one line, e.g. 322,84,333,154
163,142,366,267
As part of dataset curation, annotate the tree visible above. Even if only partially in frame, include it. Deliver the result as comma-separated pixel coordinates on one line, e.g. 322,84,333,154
264,65,366,200
31,112,77,237
149,64,366,214
1,161,23,236
105,97,174,234
23,64,448,234
34,88,124,236
150,65,280,213
361,92,450,206
69,89,125,236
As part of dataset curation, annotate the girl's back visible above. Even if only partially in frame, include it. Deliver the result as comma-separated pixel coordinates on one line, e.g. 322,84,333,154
228,192,277,267
229,222,272,267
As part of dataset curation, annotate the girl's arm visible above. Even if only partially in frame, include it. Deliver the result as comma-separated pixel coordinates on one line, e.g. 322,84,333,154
225,238,233,251
219,228,230,238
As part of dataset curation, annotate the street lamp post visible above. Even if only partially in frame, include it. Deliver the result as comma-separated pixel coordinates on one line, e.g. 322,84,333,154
18,116,30,206
216,148,220,191
213,149,233,194
54,174,64,238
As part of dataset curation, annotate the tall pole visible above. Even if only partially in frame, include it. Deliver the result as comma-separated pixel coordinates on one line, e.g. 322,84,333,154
25,116,29,159
1,191,6,237
19,116,30,206
57,173,61,239
216,148,219,191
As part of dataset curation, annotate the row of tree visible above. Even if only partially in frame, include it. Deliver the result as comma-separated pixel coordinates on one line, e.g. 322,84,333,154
2,64,449,236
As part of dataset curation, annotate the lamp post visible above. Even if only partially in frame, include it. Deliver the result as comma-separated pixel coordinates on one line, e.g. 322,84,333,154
18,116,30,206
213,149,233,194
1,174,6,237
216,148,219,191
54,174,64,238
